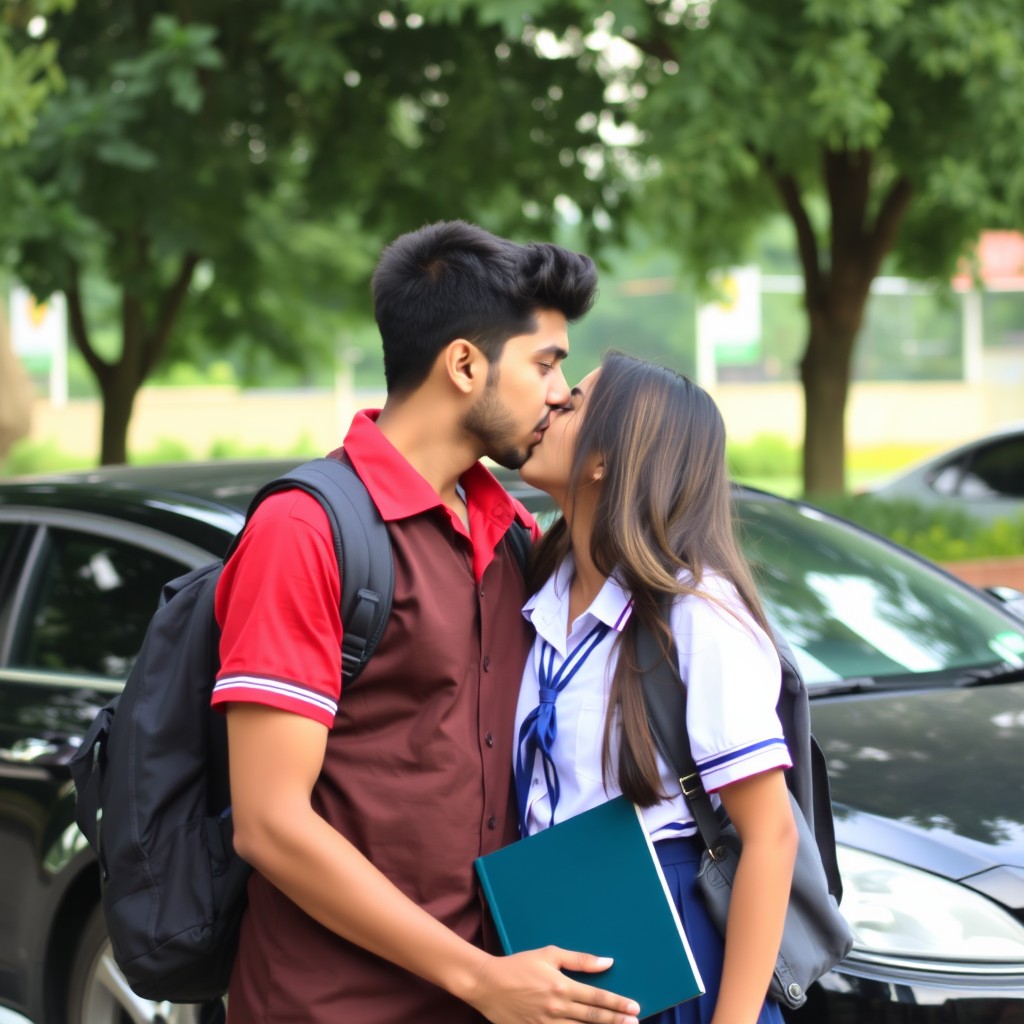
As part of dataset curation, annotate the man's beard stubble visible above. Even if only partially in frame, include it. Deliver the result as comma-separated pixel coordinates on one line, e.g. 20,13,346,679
461,383,532,470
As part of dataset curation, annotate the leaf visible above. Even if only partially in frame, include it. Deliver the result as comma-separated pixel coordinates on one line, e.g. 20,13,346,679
95,139,158,171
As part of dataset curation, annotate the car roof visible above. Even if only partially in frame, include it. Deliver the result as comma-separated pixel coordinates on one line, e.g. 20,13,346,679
0,458,792,543
0,460,299,512
0,459,571,552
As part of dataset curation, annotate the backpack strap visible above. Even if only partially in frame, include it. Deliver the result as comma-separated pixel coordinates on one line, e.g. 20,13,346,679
234,459,528,684
505,521,532,576
636,604,843,899
239,454,395,684
635,616,725,847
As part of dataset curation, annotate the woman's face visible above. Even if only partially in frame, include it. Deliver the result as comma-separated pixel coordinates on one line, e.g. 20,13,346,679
519,367,600,505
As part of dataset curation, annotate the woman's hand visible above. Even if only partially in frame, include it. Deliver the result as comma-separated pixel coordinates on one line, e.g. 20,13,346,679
463,947,641,1024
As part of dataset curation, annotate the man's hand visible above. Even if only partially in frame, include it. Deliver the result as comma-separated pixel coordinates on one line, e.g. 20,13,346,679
464,947,641,1024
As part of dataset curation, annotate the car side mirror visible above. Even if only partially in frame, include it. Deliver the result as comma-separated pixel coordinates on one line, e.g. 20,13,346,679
985,585,1024,622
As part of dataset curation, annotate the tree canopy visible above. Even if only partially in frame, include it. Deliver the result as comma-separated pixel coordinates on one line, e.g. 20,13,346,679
5,0,1024,484
575,0,1024,493
0,0,616,463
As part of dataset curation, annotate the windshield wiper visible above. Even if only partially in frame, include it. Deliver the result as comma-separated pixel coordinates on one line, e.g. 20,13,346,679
809,677,877,697
955,663,1024,687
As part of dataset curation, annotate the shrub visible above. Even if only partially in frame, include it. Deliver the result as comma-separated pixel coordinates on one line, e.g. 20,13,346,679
2,438,93,475
812,495,1024,562
1,432,319,476
727,434,799,479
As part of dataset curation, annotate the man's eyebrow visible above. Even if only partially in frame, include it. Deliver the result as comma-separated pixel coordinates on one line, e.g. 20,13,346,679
536,344,569,361
570,386,585,398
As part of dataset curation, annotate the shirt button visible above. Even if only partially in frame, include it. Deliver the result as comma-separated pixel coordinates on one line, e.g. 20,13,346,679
485,732,494,747
487,815,497,830
482,655,491,672
479,586,486,598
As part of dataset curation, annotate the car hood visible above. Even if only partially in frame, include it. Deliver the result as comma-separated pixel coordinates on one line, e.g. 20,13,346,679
811,681,1024,892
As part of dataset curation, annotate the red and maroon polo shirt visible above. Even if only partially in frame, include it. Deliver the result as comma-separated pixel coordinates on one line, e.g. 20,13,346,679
212,410,538,1024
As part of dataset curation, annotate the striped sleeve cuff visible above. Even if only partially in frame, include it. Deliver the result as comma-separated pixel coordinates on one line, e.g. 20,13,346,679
699,737,792,793
211,675,338,728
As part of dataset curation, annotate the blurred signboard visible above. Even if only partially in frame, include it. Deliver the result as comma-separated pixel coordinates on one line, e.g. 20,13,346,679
952,231,1024,292
697,266,761,365
695,266,762,386
9,285,68,403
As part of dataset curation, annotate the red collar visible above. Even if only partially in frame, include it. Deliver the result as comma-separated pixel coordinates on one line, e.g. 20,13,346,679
334,410,534,579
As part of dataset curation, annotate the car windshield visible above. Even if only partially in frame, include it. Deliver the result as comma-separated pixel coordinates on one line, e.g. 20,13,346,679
736,495,1024,688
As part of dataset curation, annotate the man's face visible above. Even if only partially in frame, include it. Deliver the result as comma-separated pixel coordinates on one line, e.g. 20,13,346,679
461,309,571,470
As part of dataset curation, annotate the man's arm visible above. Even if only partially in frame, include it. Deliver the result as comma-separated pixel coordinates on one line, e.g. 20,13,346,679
227,704,641,1024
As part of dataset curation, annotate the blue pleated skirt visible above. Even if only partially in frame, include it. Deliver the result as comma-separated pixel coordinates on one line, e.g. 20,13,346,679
645,837,784,1024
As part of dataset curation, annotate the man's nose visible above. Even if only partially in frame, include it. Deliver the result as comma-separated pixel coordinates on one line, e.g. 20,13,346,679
547,367,570,409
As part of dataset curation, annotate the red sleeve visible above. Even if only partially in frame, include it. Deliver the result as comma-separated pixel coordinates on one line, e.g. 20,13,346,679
211,490,342,728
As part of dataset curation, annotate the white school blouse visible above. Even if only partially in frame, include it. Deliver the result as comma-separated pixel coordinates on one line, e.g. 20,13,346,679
514,557,792,841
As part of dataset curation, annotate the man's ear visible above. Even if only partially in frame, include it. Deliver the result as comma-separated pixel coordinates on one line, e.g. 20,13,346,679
443,339,487,396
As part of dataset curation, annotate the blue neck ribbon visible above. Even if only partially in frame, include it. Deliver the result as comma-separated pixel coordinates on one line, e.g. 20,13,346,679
515,621,611,836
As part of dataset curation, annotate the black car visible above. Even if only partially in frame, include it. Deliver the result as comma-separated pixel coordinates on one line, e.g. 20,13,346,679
1,461,1023,1024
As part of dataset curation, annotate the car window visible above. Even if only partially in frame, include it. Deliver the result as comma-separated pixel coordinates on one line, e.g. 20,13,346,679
958,437,1024,499
737,497,1024,686
0,524,15,563
928,458,967,496
12,527,186,680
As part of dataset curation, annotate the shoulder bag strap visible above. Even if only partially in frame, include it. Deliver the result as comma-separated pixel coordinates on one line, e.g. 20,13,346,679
635,606,725,851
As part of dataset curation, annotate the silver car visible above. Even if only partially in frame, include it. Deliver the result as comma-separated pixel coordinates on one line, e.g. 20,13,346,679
864,423,1024,523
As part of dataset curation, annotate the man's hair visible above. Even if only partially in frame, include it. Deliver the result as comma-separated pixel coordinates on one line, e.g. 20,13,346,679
372,220,597,394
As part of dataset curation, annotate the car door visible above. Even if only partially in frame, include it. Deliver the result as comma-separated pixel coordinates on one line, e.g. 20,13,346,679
0,507,212,1010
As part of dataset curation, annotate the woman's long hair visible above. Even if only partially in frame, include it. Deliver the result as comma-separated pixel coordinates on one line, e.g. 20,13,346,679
529,351,773,807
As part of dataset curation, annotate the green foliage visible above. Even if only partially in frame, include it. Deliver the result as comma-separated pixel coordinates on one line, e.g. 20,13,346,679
727,434,800,479
550,0,1024,494
0,0,618,461
157,359,237,387
1,436,91,475
812,495,1024,562
0,0,71,148
595,0,1024,280
1,430,319,475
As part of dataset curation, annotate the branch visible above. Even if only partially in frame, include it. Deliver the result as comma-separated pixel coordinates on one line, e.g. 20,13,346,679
772,171,824,306
140,250,200,382
66,264,111,386
865,176,914,281
620,29,677,65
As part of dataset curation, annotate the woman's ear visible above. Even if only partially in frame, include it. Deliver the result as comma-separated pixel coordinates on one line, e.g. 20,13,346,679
591,456,605,482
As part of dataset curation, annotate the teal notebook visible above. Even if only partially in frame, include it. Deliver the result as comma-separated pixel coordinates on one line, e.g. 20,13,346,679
475,796,704,1018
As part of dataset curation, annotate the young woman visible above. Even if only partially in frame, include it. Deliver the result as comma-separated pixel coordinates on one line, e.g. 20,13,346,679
515,351,799,1024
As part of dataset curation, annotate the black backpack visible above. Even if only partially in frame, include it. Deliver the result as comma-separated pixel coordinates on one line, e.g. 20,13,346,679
68,456,530,1004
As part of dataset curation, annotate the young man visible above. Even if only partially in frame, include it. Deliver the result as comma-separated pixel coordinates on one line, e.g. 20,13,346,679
211,222,641,1024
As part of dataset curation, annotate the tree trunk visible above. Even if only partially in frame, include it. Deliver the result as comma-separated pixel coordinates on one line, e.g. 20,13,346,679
77,251,199,466
99,365,138,465
98,292,149,466
800,309,859,497
773,152,914,497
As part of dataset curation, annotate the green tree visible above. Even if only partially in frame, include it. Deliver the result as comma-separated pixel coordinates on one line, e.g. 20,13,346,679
0,1,613,463
0,0,70,149
573,0,1024,495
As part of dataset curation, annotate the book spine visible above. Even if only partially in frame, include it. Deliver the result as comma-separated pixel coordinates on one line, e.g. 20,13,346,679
474,859,513,954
